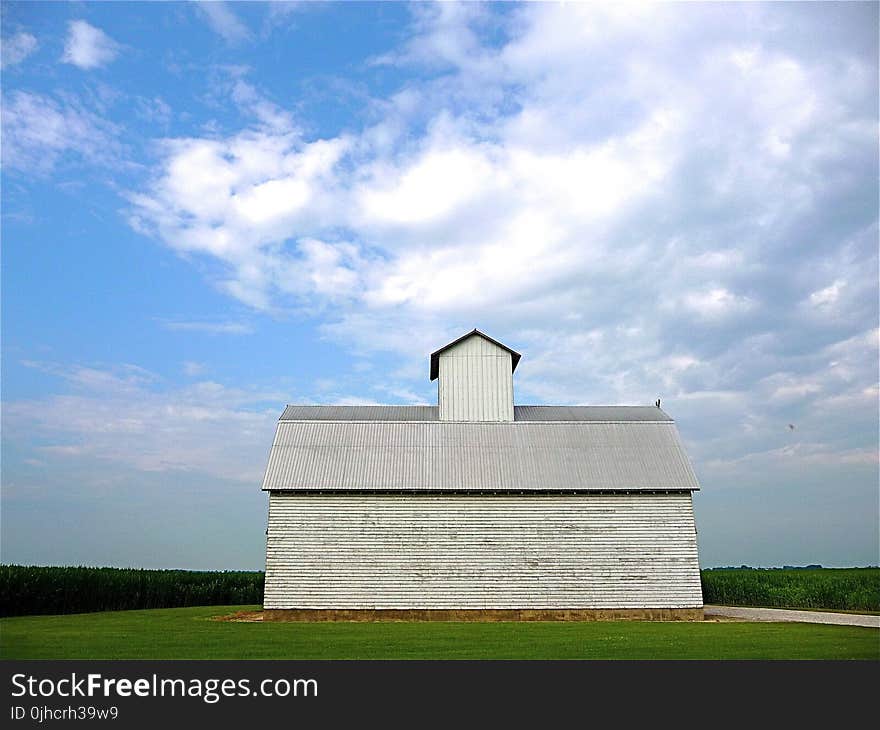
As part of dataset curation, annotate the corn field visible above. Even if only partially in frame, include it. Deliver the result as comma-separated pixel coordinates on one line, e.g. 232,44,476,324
0,565,264,617
700,567,879,613
2,565,877,617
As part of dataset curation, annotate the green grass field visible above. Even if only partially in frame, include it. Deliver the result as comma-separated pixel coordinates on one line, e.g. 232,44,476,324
1,605,877,660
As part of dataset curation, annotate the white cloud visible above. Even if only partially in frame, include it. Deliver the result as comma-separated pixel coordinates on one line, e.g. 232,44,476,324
358,146,497,226
297,238,362,299
703,442,879,475
130,73,680,316
231,80,294,132
0,91,122,173
160,319,254,335
765,375,823,401
128,84,352,309
809,279,845,307
374,2,492,71
61,20,119,69
135,96,172,126
679,288,755,320
183,361,206,376
326,396,383,406
198,2,251,44
5,363,281,483
134,3,869,338
1,31,38,68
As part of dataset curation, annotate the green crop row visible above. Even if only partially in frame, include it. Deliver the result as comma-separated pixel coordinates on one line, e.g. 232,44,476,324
700,567,879,613
0,565,264,617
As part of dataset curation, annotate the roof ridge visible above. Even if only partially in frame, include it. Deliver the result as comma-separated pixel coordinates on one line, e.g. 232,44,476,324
515,404,660,408
284,403,435,407
279,404,673,423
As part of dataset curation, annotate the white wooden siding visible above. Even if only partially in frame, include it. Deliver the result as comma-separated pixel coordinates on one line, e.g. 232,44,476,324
438,335,514,422
264,492,703,609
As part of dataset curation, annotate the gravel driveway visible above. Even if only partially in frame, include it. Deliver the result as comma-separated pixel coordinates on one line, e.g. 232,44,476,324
704,605,880,628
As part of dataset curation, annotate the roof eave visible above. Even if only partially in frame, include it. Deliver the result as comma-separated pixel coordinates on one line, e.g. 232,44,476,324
263,486,700,493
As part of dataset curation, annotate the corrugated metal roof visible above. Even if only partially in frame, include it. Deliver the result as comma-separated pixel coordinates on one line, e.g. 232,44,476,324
261,421,700,492
515,406,671,422
279,405,671,422
280,405,439,421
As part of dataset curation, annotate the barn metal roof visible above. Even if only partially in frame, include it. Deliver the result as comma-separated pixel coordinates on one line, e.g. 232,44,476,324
262,417,699,493
279,404,672,422
281,405,438,421
517,405,671,421
429,329,521,381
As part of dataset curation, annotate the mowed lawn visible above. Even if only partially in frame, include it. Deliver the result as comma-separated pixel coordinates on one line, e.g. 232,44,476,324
1,606,878,659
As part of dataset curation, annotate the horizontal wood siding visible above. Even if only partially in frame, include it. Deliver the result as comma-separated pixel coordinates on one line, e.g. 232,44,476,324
264,493,703,609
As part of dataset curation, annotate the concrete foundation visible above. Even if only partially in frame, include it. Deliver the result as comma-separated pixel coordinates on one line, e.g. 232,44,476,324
261,607,705,622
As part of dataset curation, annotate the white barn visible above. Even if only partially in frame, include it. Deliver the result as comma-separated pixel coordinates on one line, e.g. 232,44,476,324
261,330,703,620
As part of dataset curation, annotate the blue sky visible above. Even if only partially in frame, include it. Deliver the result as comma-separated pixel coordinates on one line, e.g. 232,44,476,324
1,2,877,570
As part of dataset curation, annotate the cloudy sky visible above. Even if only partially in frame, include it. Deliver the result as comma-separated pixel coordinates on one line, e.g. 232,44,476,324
2,2,877,570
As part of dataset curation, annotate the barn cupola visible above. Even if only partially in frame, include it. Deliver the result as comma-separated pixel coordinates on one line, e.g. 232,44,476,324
429,329,520,422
